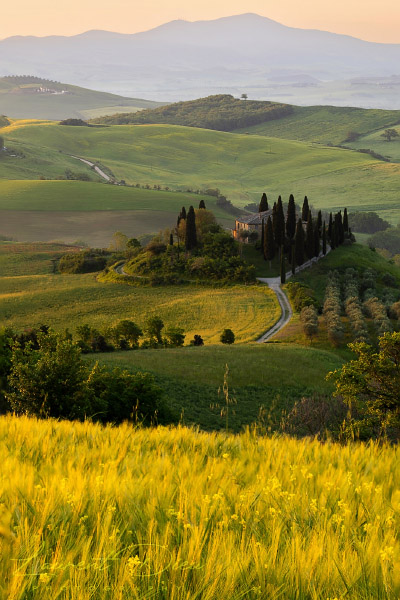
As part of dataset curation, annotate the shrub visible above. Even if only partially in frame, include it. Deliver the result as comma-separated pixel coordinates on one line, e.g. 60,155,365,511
190,334,204,346
220,329,235,344
59,252,106,274
286,282,316,312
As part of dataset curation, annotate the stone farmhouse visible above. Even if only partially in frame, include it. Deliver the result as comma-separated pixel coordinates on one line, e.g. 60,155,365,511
232,210,272,242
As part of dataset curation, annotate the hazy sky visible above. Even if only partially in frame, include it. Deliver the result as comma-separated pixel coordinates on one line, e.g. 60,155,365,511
2,0,399,43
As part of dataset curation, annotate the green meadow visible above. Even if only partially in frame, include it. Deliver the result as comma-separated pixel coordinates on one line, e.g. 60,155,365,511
234,105,400,145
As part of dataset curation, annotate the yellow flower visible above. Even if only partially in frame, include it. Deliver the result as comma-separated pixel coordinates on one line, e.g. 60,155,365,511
39,573,50,584
127,555,141,576
380,546,394,562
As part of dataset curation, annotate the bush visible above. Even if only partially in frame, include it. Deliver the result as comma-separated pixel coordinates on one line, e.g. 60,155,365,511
220,329,235,344
59,252,107,274
286,282,316,312
190,334,204,346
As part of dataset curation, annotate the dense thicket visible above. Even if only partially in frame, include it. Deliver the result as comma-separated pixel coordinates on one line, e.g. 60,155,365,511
59,251,107,274
349,211,390,234
90,95,293,131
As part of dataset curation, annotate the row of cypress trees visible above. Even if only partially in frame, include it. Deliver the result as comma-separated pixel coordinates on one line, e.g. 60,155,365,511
176,199,207,251
259,194,350,279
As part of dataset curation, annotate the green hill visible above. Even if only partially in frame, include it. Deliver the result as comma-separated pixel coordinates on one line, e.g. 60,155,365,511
233,105,400,145
90,94,293,131
2,118,400,226
0,76,162,120
346,125,400,162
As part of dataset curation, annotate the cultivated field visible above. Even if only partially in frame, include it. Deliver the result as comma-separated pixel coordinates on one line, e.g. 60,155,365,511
1,416,399,599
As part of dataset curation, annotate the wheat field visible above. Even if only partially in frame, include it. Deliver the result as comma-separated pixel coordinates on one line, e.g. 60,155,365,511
0,415,399,599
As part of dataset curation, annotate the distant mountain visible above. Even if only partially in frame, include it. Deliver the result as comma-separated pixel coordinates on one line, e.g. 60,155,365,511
0,76,162,120
1,14,400,108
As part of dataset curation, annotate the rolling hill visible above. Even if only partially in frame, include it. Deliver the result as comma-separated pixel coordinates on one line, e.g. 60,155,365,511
1,14,400,108
0,76,162,120
1,119,400,229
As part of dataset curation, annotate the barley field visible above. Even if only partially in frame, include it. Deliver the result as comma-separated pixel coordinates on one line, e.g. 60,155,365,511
1,415,399,599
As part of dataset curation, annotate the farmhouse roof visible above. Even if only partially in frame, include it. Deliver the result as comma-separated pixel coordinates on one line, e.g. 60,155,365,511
236,210,272,225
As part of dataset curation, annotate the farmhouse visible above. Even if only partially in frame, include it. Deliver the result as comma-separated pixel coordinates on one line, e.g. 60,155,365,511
232,209,272,242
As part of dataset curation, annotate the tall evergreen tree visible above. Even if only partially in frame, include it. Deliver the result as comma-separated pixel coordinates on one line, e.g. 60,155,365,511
259,193,268,212
185,206,197,251
322,221,327,255
313,222,320,257
328,213,333,242
286,194,296,240
274,196,285,249
199,199,206,209
291,241,296,275
335,212,344,245
264,216,275,264
331,221,337,250
317,210,322,234
260,219,265,256
294,218,305,266
180,206,187,220
343,207,349,233
302,196,309,222
305,213,314,260
280,249,286,284
169,232,174,246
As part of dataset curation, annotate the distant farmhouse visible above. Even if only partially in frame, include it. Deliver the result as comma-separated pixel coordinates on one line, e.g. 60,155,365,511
232,210,272,243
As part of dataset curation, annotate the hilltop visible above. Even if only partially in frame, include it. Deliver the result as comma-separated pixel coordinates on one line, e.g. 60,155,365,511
0,76,161,120
1,15,400,107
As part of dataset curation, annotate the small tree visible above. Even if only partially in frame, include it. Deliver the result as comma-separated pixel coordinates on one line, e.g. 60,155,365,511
199,199,206,209
381,128,399,142
164,327,185,347
286,193,296,240
112,320,143,348
144,316,164,345
190,334,204,346
220,329,235,344
241,93,248,100
302,196,309,222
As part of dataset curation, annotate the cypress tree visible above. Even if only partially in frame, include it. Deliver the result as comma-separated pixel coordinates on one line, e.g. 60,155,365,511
286,194,296,240
274,196,285,249
313,222,320,257
259,193,268,212
280,249,286,284
185,206,197,251
199,199,206,209
169,232,174,246
264,216,275,264
343,207,349,233
305,213,314,260
317,210,322,234
331,221,337,250
180,206,187,220
328,213,333,242
302,196,309,222
322,221,327,255
260,218,265,257
335,212,344,245
294,218,305,266
291,241,296,275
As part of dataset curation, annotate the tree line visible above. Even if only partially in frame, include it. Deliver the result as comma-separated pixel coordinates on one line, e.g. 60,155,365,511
256,193,352,281
90,94,294,131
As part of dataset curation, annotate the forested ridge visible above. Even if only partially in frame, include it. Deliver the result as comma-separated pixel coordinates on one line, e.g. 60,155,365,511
90,94,293,131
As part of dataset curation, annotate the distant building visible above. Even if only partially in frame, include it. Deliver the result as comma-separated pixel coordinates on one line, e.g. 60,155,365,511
232,210,272,242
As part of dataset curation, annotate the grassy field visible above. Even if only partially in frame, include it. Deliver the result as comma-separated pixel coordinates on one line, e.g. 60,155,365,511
1,415,399,599
347,128,400,162
94,343,342,430
0,76,161,120
0,266,279,344
0,242,80,276
0,180,234,246
2,120,400,226
234,105,400,145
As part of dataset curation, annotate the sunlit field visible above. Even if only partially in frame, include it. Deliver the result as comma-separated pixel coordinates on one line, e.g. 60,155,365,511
1,416,399,599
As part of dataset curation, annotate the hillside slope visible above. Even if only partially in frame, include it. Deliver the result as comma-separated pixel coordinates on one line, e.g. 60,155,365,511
2,119,400,225
0,76,161,120
233,105,400,145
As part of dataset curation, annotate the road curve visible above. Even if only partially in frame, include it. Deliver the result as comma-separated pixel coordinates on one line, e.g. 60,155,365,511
256,247,331,343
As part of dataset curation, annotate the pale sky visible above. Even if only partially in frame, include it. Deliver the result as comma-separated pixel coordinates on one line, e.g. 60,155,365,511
2,0,399,43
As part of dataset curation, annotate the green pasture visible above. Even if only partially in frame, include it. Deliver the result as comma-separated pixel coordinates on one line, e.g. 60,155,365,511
3,120,400,223
234,105,400,145
347,127,400,162
94,344,343,430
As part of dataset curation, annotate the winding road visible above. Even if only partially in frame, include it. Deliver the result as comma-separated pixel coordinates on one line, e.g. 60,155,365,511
256,247,331,343
70,156,113,182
